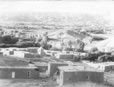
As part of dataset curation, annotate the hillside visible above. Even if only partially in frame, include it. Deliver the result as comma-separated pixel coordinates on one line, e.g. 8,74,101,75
0,13,112,33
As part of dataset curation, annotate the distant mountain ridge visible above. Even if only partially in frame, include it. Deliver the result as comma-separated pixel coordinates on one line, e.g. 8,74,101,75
0,12,111,32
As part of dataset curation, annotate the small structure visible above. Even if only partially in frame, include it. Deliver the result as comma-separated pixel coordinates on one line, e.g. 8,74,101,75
55,53,74,61
26,47,38,53
0,66,39,79
0,55,39,79
82,61,114,72
47,61,68,76
11,51,35,58
57,65,104,86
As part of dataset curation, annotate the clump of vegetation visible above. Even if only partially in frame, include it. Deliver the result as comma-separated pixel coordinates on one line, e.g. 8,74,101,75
86,29,105,34
61,39,85,52
1,35,18,44
40,39,52,50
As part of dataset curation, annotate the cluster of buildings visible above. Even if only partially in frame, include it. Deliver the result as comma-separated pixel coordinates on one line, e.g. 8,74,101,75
0,46,114,86
0,28,113,86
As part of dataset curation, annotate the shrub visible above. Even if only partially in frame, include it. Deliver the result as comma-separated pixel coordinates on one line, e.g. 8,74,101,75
1,35,18,44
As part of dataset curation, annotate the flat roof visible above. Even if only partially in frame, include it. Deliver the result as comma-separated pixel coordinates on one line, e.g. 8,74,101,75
58,62,104,72
0,66,37,69
0,54,29,67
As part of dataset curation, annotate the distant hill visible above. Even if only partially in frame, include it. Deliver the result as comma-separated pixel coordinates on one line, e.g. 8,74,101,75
0,12,110,32
48,29,92,42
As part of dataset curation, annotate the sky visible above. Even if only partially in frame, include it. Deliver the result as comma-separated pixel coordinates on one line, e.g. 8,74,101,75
0,1,114,24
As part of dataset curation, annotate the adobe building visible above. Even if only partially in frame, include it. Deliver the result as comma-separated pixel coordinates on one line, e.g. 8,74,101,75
57,65,104,86
0,55,39,79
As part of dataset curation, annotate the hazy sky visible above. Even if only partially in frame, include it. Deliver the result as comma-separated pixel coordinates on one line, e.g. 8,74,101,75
0,1,114,23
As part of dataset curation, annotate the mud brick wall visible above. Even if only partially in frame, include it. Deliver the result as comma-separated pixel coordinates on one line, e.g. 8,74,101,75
82,61,114,72
104,65,114,72
0,68,39,79
0,68,12,79
27,48,38,53
12,51,25,58
57,70,104,86
24,53,35,58
47,62,68,76
13,51,37,58
0,48,17,56
56,53,74,61
9,51,14,55
33,62,48,72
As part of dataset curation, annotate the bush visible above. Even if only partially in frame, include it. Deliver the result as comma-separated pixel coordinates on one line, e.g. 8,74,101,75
1,35,18,44
16,42,41,48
